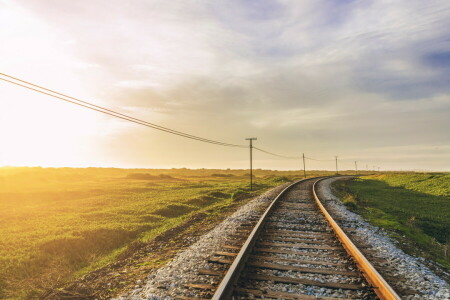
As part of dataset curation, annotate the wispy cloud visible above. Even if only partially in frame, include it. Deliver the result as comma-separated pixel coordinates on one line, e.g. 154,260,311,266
2,0,449,170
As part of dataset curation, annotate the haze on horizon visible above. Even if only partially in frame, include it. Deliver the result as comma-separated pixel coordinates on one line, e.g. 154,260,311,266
0,0,449,171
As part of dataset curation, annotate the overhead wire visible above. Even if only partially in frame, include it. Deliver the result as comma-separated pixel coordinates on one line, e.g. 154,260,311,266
305,156,335,162
0,72,378,167
253,148,371,171
253,147,300,159
0,73,246,148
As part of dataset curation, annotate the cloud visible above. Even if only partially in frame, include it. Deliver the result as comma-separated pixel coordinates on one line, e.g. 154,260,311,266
4,0,450,170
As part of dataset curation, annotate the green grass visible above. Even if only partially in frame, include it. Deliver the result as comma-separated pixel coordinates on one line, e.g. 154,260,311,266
334,173,450,269
0,167,365,299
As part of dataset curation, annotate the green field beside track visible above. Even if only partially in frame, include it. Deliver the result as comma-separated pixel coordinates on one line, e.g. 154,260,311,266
4,168,442,298
334,173,450,269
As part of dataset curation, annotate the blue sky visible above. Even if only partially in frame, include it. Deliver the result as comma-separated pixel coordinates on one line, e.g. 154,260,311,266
0,0,449,170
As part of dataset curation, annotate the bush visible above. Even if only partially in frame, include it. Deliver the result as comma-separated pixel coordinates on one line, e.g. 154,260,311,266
210,173,234,177
126,173,176,180
271,176,290,183
154,204,194,218
231,190,250,201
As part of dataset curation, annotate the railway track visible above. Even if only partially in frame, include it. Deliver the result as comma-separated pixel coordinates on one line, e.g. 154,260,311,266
185,177,401,299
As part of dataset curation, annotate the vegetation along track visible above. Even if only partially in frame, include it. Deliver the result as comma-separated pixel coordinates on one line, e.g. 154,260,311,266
185,177,401,299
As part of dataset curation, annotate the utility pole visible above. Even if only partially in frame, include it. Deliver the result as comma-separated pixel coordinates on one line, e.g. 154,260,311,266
355,161,358,175
335,156,338,174
245,137,257,190
302,153,306,179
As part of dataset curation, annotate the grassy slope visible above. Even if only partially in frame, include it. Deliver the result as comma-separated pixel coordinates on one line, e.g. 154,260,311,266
335,173,450,269
1,167,360,299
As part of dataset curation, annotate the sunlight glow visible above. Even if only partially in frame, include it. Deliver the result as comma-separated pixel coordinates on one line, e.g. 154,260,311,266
0,83,105,167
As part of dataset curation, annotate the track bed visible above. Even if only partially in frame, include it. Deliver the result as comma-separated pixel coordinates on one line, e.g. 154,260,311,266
187,178,399,299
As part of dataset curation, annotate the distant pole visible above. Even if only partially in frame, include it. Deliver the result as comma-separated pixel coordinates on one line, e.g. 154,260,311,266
355,161,358,175
302,153,306,179
245,137,257,190
335,156,338,174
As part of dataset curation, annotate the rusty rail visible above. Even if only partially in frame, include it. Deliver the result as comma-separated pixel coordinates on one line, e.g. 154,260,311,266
312,178,401,300
211,179,306,300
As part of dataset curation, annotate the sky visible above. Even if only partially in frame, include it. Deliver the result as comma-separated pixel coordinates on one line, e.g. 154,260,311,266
0,0,449,171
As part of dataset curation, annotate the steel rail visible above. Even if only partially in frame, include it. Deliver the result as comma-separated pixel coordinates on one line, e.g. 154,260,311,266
211,178,309,300
312,177,401,300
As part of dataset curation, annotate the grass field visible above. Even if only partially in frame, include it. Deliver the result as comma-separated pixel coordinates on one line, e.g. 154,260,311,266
334,173,450,269
1,167,365,299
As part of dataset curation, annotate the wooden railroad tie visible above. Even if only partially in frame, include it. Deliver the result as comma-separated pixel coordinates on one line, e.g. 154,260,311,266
198,269,225,276
247,261,359,277
262,235,337,245
235,287,351,300
254,247,347,258
184,283,216,290
258,241,343,251
249,254,348,267
265,229,333,236
244,273,364,290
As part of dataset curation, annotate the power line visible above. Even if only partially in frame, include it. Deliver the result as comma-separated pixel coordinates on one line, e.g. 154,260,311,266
0,74,245,147
1,77,239,147
0,73,246,148
0,73,382,170
305,156,334,162
254,147,349,164
253,147,300,159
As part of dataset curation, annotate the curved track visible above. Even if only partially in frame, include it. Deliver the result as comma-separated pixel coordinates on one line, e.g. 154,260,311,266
205,177,401,300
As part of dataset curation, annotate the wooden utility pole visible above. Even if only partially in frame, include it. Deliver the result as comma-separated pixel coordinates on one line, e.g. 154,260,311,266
355,161,358,175
245,138,257,190
302,153,306,178
335,156,338,174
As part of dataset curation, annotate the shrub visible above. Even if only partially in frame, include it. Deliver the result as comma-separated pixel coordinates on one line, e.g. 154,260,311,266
231,190,250,201
210,173,234,177
126,173,176,180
